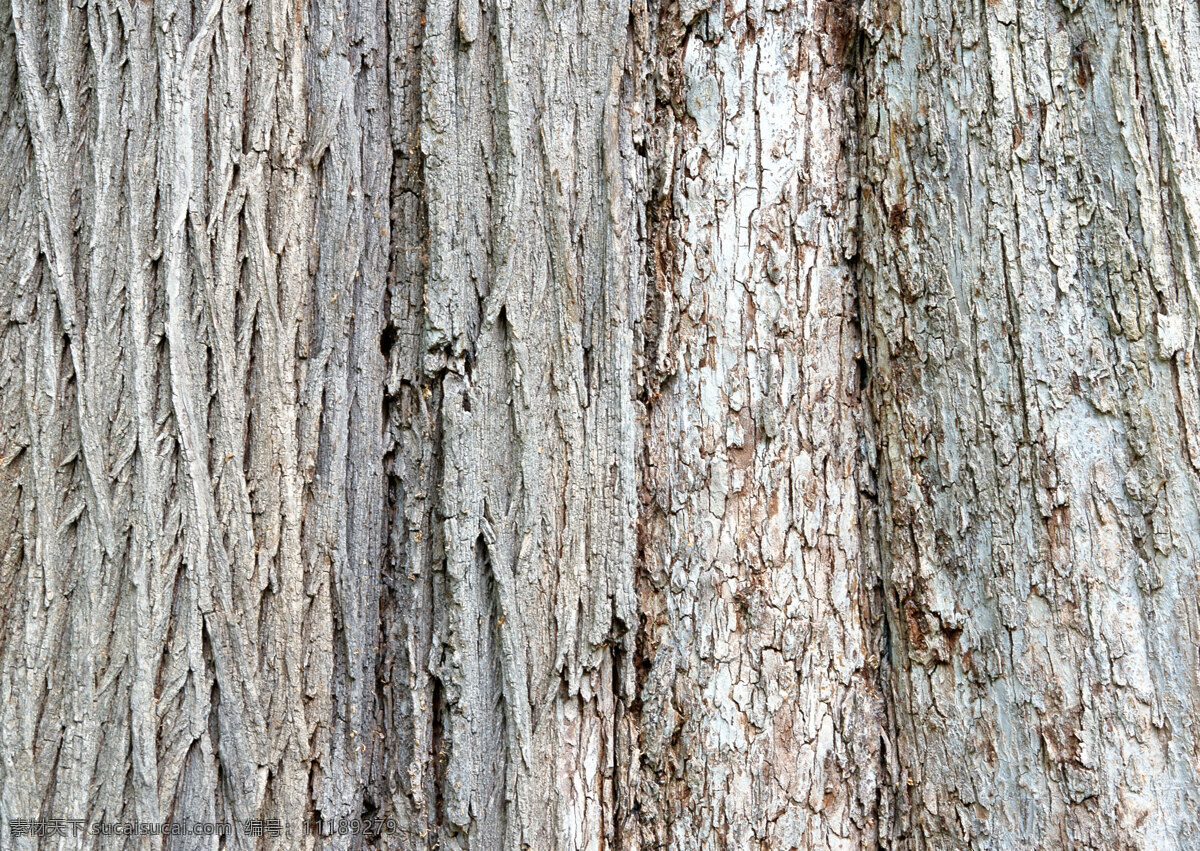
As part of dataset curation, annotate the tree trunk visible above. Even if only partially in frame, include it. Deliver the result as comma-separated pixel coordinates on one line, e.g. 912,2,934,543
633,3,887,848
858,0,1200,846
2,0,1198,846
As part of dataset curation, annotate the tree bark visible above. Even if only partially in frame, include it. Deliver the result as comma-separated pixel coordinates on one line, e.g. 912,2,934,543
859,0,1200,845
633,2,887,848
1,0,389,840
3,0,1200,846
378,0,643,847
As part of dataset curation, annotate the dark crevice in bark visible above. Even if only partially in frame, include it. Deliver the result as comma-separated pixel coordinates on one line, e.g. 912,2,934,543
430,668,446,826
848,3,902,843
625,2,684,845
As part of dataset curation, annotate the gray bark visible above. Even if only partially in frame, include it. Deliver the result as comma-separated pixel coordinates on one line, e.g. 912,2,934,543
1,0,1199,846
1,0,388,840
634,3,886,848
859,0,1200,846
379,0,642,847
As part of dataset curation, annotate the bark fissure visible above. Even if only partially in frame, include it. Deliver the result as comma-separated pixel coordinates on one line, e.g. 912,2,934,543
5,0,1200,845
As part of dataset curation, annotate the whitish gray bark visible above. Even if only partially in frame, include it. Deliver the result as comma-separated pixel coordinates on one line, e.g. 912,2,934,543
0,0,389,841
633,2,886,848
3,0,1200,846
859,0,1200,845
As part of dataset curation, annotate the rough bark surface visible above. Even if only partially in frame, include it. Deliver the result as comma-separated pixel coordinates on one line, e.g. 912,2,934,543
376,0,643,848
859,0,1200,845
633,1,887,848
0,0,389,841
3,0,1200,844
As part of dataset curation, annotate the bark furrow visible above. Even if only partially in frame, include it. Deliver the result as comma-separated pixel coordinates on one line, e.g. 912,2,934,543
3,0,1200,847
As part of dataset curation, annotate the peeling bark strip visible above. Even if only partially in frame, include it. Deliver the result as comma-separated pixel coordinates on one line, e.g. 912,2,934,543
4,0,1200,844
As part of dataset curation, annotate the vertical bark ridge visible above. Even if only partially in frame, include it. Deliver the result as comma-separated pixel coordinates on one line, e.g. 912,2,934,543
0,0,391,841
379,0,645,848
0,0,43,829
631,0,887,848
859,0,1200,844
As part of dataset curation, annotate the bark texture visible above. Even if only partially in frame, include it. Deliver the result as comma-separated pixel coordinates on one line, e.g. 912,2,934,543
634,1,886,848
377,0,643,848
1,0,389,840
3,0,1200,844
859,0,1200,845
